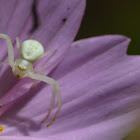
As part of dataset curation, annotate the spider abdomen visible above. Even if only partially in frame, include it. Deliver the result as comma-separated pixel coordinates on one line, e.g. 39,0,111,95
21,40,44,62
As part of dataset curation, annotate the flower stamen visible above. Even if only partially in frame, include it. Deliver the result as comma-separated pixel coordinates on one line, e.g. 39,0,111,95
0,126,3,133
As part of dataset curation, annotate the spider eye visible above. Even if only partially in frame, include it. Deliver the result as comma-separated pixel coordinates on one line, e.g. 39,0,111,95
21,40,44,62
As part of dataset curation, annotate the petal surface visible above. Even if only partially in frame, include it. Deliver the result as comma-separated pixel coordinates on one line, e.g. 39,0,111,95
54,109,140,140
0,136,48,140
1,35,140,140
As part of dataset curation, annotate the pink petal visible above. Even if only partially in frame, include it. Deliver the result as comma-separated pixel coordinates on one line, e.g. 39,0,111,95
0,136,49,140
1,35,140,140
0,0,86,107
0,0,33,60
54,109,140,140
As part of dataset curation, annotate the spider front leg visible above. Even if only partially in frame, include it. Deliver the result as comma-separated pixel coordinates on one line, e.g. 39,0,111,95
16,37,21,58
28,72,61,127
0,33,14,68
30,67,45,89
30,50,56,89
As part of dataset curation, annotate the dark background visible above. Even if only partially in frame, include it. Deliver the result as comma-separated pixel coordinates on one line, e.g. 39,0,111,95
76,0,140,55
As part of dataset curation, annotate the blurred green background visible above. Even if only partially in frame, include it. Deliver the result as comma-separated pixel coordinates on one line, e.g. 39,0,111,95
76,0,140,55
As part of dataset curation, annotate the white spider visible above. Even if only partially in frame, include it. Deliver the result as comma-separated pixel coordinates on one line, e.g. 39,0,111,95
0,33,61,127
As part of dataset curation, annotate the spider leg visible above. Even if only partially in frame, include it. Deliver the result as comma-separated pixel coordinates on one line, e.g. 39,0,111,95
28,72,61,127
39,50,56,59
16,37,21,58
31,62,50,89
0,33,14,67
33,50,56,65
30,68,45,89
41,84,56,124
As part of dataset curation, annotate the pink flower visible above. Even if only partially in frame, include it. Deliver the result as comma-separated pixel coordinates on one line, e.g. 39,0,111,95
0,0,139,140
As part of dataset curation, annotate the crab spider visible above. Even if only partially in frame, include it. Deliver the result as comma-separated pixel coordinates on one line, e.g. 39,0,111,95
0,33,61,127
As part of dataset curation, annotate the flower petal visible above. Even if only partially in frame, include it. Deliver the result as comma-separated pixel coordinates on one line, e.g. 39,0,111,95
0,0,86,107
0,1,34,97
31,0,87,74
0,0,33,60
54,109,140,140
1,35,140,140
0,136,49,140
